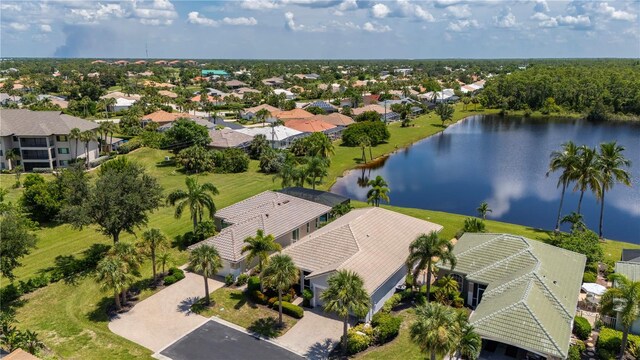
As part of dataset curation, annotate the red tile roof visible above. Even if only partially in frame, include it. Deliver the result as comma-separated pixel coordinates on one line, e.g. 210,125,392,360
284,119,337,132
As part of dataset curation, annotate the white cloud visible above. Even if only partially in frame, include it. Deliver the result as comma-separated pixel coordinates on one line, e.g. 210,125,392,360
337,0,357,11
533,0,549,13
556,15,592,29
434,0,465,8
223,17,258,26
447,5,471,19
40,24,52,33
241,0,280,10
447,19,479,32
363,21,391,32
592,2,637,22
493,7,517,28
371,3,390,18
132,0,178,26
68,3,128,24
396,0,434,22
187,11,219,27
284,11,302,31
0,3,21,11
8,22,29,31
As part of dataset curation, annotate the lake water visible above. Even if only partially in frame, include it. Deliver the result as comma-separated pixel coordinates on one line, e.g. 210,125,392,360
331,115,640,244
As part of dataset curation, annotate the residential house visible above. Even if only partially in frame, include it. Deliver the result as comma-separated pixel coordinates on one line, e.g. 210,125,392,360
613,251,640,334
303,101,337,114
262,77,285,87
154,60,168,65
3,348,41,360
134,60,147,65
184,60,198,66
101,92,141,112
274,108,314,121
241,104,280,121
420,89,459,104
224,80,248,89
234,87,261,96
168,60,181,66
393,68,413,76
141,110,194,127
352,104,387,117
308,113,354,127
189,191,331,277
362,94,380,106
0,93,22,106
114,60,129,66
0,109,100,171
282,207,443,321
91,60,108,64
274,89,296,100
208,129,254,151
283,119,337,136
158,90,178,99
236,125,304,149
439,233,586,360
276,187,350,208
37,95,69,109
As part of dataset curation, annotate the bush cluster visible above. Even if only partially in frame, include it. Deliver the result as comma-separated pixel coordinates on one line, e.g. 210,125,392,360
342,121,390,147
163,267,185,286
271,301,304,319
597,328,640,356
117,138,142,154
250,290,268,305
235,274,249,286
568,341,585,360
371,312,402,344
572,316,592,340
582,272,597,283
381,293,402,313
247,276,261,292
302,288,314,308
212,148,250,173
345,324,373,355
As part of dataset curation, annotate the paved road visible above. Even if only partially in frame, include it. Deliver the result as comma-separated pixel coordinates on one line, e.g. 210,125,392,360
160,320,304,360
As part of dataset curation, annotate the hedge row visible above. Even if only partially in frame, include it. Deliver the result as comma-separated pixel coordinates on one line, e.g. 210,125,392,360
596,327,640,356
572,316,591,340
272,301,304,319
163,267,185,286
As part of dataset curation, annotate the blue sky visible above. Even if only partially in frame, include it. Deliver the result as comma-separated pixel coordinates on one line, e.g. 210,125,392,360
1,0,639,59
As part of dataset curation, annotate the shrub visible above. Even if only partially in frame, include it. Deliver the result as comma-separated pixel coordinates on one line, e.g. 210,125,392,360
268,297,278,307
372,313,402,344
177,145,215,173
0,283,21,304
302,289,314,307
247,276,261,292
236,274,249,286
32,167,53,173
117,138,141,154
275,301,304,319
597,328,640,354
582,272,597,283
90,155,112,168
573,316,592,340
248,290,268,305
400,289,413,300
415,293,426,305
453,296,464,308
163,275,178,285
225,274,234,286
342,121,390,147
597,348,616,360
352,323,374,337
345,330,371,355
164,267,185,285
381,293,402,313
213,148,250,173
568,344,583,360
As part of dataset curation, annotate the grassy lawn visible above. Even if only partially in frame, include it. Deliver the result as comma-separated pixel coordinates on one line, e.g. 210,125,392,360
192,287,297,338
356,309,423,360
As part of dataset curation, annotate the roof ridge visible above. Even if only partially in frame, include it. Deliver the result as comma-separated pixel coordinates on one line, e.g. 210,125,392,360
531,272,572,319
455,233,507,258
467,244,532,277
522,301,564,357
483,271,535,296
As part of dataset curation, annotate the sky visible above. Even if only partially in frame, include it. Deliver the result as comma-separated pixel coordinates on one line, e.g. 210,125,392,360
1,0,639,59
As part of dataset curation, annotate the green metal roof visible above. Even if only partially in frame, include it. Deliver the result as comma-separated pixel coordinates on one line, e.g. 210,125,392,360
201,70,228,76
440,233,586,359
615,261,640,282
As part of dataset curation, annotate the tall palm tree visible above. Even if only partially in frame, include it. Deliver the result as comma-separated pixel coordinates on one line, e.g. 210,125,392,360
95,256,128,311
406,231,456,301
137,228,168,283
189,244,222,306
166,177,219,232
310,134,335,159
304,156,328,190
456,318,481,360
273,158,297,188
596,142,631,239
241,229,282,273
261,254,299,327
104,97,116,118
321,270,371,355
69,127,82,159
358,135,371,163
109,242,143,305
410,302,459,360
600,274,640,359
79,130,96,168
573,146,602,214
547,141,580,231
476,202,492,220
4,148,19,171
435,103,454,126
366,175,390,207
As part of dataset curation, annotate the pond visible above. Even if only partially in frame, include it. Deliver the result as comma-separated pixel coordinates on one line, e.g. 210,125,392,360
331,115,640,244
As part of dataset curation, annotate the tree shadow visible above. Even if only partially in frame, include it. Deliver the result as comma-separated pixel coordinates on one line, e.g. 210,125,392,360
179,296,204,314
88,295,116,322
247,317,281,338
229,291,248,310
305,338,338,360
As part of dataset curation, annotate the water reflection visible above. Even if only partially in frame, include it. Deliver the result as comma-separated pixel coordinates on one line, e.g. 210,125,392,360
331,115,640,243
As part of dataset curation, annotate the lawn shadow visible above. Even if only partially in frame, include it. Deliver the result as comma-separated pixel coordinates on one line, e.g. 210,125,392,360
229,291,248,310
88,295,115,322
525,227,554,241
305,338,337,360
179,296,204,314
155,159,176,168
247,317,281,338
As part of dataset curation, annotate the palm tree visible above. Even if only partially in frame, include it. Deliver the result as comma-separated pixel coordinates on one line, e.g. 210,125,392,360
189,244,222,306
166,177,219,232
241,229,282,273
456,320,481,360
304,156,328,190
256,108,272,126
547,141,580,231
69,127,82,159
406,231,456,301
109,242,143,305
104,97,116,118
310,134,335,159
410,302,459,360
137,228,168,283
366,175,390,207
358,135,371,163
596,142,631,239
321,270,371,355
462,217,486,233
476,202,492,220
79,130,96,168
95,256,128,311
560,211,587,233
156,252,172,276
261,254,299,327
600,274,640,359
573,146,602,214
435,103,454,126
273,158,297,188
4,148,19,171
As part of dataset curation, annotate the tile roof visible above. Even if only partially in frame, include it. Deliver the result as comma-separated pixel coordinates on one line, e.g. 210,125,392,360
236,125,303,141
101,91,141,101
621,249,640,263
225,80,248,87
317,113,355,126
4,349,41,360
190,191,331,262
0,109,98,136
615,261,640,282
208,129,254,148
440,233,586,359
142,110,193,124
158,90,178,98
283,207,443,294
283,119,336,133
351,104,386,116
243,104,280,115
276,187,350,208
274,108,314,120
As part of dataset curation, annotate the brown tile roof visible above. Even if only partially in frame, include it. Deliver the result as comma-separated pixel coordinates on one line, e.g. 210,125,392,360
309,113,354,126
351,104,386,116
190,94,218,102
190,191,331,262
142,110,193,124
101,91,141,101
208,129,254,148
284,119,337,133
274,108,314,120
158,90,178,98
0,109,99,136
282,207,443,294
225,80,248,87
243,104,280,115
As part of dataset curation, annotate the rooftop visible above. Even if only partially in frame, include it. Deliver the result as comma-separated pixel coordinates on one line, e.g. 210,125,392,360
274,108,314,120
276,187,349,208
615,261,640,282
283,119,336,133
0,109,98,136
236,125,303,142
621,249,640,263
208,128,254,148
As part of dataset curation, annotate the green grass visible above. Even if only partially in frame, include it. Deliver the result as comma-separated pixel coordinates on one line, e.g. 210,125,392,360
192,287,297,338
356,309,425,360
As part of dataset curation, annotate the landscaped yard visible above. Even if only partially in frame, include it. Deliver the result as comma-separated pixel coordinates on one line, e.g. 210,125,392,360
192,287,298,338
355,309,423,360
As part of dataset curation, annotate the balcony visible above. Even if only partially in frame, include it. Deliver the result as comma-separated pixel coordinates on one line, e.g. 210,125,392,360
20,138,49,148
21,150,51,160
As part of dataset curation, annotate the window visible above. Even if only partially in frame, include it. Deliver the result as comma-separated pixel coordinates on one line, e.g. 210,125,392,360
0,150,3,156
59,160,68,167
306,222,310,233
56,135,68,142
292,229,299,242
315,218,319,228
12,136,18,142
58,148,70,154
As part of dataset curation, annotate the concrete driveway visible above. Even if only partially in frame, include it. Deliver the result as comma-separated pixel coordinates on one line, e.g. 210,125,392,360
277,308,346,359
109,270,223,352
